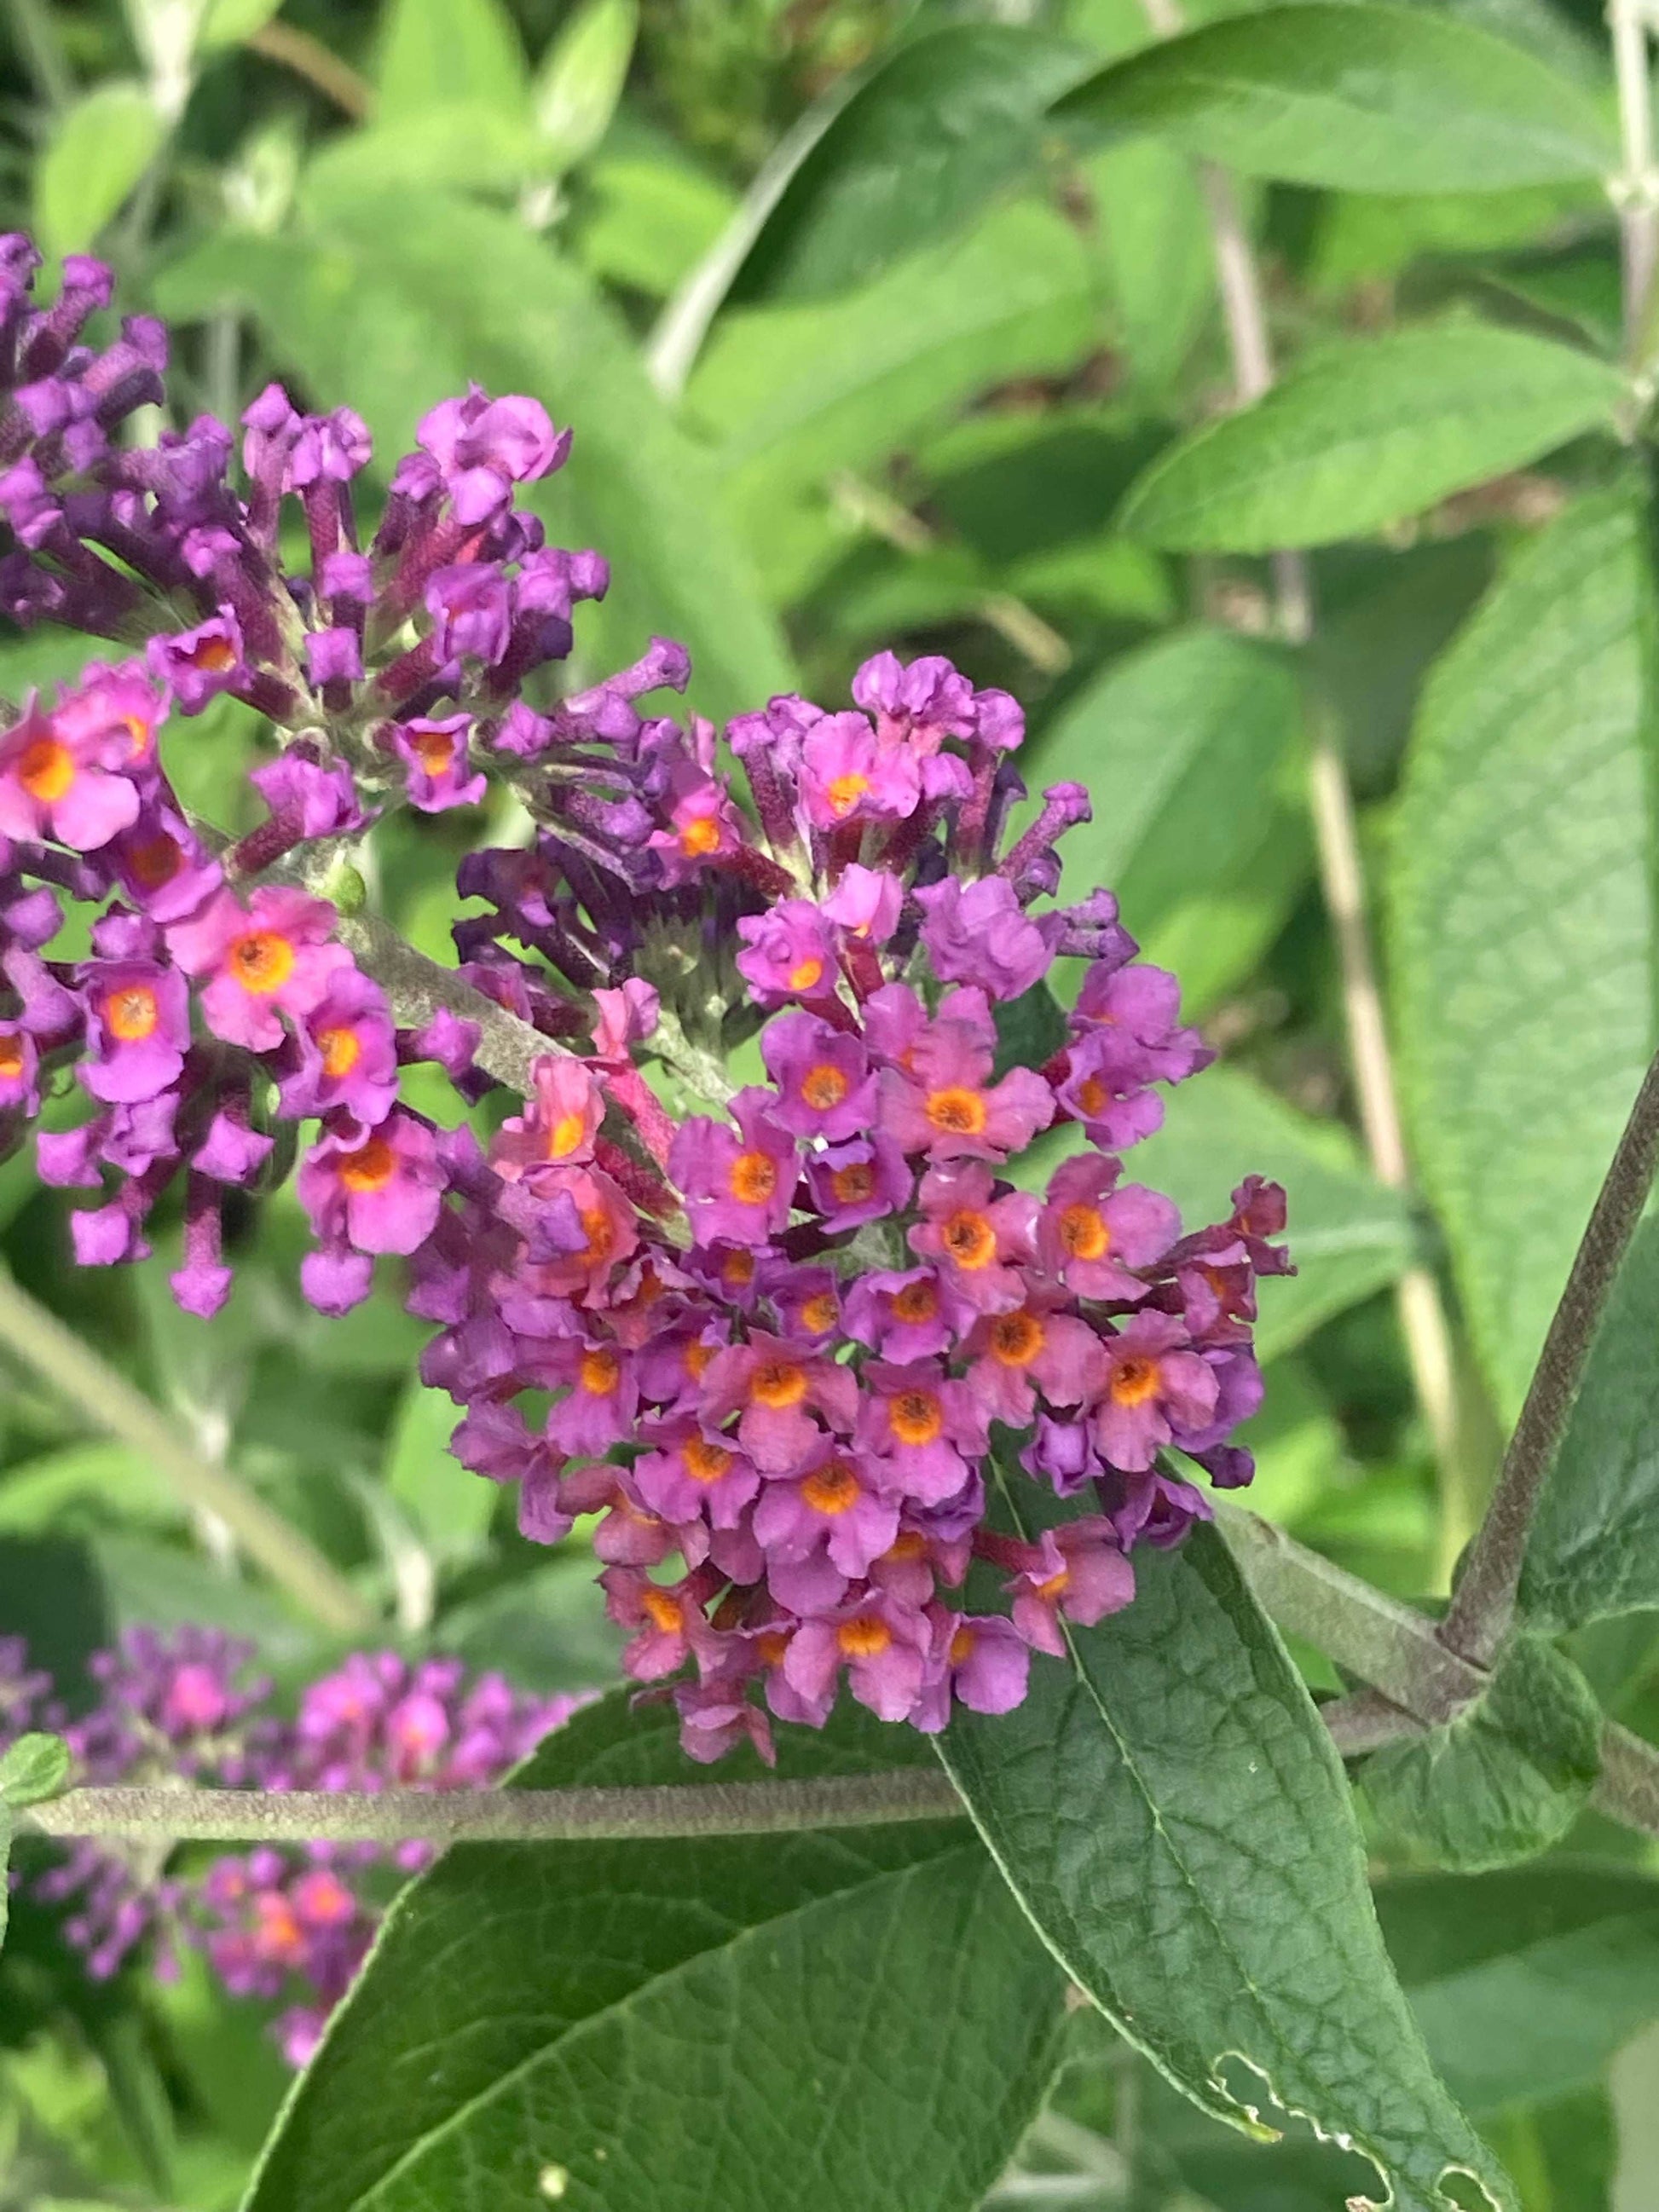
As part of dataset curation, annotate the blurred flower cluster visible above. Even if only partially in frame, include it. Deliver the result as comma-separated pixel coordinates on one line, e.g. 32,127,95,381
2,1627,575,2065
0,238,1289,1763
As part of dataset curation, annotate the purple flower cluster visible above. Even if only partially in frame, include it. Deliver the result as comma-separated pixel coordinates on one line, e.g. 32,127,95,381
0,1628,575,2064
0,236,1292,1767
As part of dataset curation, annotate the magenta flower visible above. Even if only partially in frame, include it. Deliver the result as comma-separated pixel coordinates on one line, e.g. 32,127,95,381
669,1089,798,1247
877,1014,1053,1162
754,1451,901,1589
803,1133,912,1230
1072,959,1210,1083
963,1297,1107,1429
856,1360,986,1505
783,1593,930,1724
798,712,920,829
0,1022,39,1115
413,387,569,522
147,609,246,713
0,692,140,850
1006,1518,1135,1655
908,1160,1038,1319
916,875,1061,1002
279,968,398,1125
52,661,167,783
1092,1310,1220,1472
915,1609,1030,1730
761,1011,876,1141
1037,1153,1177,1300
297,1112,447,1256
734,899,840,1007
78,956,190,1104
700,1331,858,1474
167,885,350,1052
390,714,486,812
633,1423,760,1529
492,1054,604,1180
842,1268,956,1362
540,1337,639,1455
600,1565,720,1683
821,862,902,945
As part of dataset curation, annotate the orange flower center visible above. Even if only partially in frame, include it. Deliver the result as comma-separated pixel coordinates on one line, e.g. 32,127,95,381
318,1025,361,1077
679,813,720,858
800,1291,839,1334
755,1630,790,1668
579,1349,621,1396
801,1460,859,1515
889,1389,943,1447
1110,1354,1161,1406
255,1895,304,1964
0,1032,24,1081
891,1281,939,1325
729,1148,778,1204
836,1613,891,1658
826,771,870,817
338,1135,396,1193
640,1587,682,1634
190,635,238,673
1059,1203,1109,1262
685,1339,716,1380
230,930,296,996
948,1624,976,1666
17,734,74,802
788,956,824,993
1076,1075,1109,1118
1033,1568,1070,1603
925,1086,986,1137
830,1162,876,1204
801,1062,850,1112
942,1209,997,1269
103,985,159,1042
721,1248,755,1287
751,1359,807,1409
683,1437,733,1484
121,713,152,760
546,1109,587,1160
579,1204,616,1262
126,833,181,891
989,1311,1045,1367
884,1531,928,1563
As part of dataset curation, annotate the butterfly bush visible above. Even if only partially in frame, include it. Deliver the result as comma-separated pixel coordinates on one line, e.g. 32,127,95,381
0,236,1290,1767
0,1628,575,2065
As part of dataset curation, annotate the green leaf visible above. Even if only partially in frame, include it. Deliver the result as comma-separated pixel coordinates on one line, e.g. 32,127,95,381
575,151,737,298
693,200,1100,601
33,84,165,262
1119,323,1622,553
1361,1637,1602,1871
732,25,1090,302
1016,1065,1413,1360
199,0,284,50
0,1733,71,1810
1024,627,1306,999
374,0,527,121
244,1695,1065,2212
0,1441,181,1535
531,0,638,176
1086,141,1217,392
1377,1865,1659,2113
1521,1216,1659,1629
383,1383,494,1561
937,1514,1512,2212
1392,490,1658,1420
154,193,794,725
1055,3,1616,192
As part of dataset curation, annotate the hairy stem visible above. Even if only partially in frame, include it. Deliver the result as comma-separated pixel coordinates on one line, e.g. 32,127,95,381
1130,0,1467,1555
1439,1045,1659,1668
22,1770,966,1844
0,1267,374,1638
1612,0,1659,366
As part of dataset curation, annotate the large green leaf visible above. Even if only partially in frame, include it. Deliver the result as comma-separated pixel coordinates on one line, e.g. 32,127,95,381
1086,141,1217,393
33,83,165,262
1392,490,1658,1420
938,1515,1511,2212
1521,1215,1659,1629
1119,323,1622,553
731,24,1089,301
153,192,793,725
1378,1865,1659,2114
374,0,527,121
1023,627,1307,1008
245,1694,1062,2212
1054,3,1616,192
1361,1635,1603,1871
691,199,1101,599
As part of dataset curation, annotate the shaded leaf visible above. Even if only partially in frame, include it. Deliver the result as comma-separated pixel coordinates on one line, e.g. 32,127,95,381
374,0,527,121
1055,4,1615,192
732,25,1090,301
1392,490,1658,1419
34,84,165,262
245,1695,1064,2212
1119,323,1621,553
0,1734,70,1810
382,1383,494,1562
938,1514,1512,2212
1362,1636,1602,1871
1376,1864,1659,2114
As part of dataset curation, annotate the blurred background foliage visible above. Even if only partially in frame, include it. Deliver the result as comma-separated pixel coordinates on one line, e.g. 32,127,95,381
0,0,1657,2205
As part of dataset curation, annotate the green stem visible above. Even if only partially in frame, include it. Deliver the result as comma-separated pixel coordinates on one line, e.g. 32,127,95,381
1438,1043,1659,1669
0,1267,374,1638
23,1770,966,1844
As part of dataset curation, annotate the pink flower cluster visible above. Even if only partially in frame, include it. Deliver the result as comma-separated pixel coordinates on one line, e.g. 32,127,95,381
0,1630,575,2065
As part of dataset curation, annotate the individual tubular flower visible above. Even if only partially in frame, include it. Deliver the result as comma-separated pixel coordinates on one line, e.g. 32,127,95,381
166,885,351,1052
